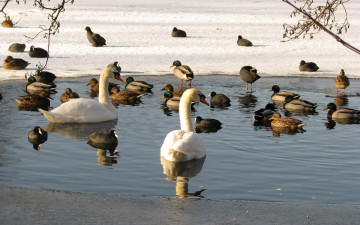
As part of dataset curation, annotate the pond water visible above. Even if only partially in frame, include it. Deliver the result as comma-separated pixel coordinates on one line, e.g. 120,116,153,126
0,75,359,204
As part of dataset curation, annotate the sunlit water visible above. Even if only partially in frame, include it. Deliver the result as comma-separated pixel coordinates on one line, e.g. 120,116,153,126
0,75,359,204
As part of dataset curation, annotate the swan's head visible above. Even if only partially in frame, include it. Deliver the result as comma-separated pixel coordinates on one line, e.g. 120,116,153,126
104,62,123,82
184,88,209,106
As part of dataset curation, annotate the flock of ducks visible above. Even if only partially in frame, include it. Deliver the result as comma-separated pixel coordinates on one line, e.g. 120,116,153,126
1,18,359,161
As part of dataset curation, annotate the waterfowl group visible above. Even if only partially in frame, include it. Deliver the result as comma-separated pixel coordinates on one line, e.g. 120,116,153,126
3,56,30,70
237,35,253,46
29,46,49,58
85,26,106,47
239,66,260,92
171,60,194,88
162,84,186,97
335,69,350,93
299,60,319,72
8,43,26,52
171,27,187,37
87,77,118,96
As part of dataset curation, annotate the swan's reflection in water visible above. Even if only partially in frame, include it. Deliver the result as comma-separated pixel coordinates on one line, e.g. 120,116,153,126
44,120,117,141
161,156,206,198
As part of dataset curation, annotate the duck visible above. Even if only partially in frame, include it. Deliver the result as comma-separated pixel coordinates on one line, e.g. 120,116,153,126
29,45,49,58
161,91,182,110
122,76,153,93
161,84,186,97
2,16,13,28
299,60,319,72
335,69,350,93
110,86,143,105
209,91,231,108
28,126,48,150
239,66,260,92
16,91,52,110
85,26,106,47
3,56,30,70
270,85,300,102
87,78,119,96
322,103,360,121
194,116,222,133
38,61,123,123
160,88,210,162
269,113,306,131
253,103,276,123
170,60,194,88
237,35,253,46
171,27,187,37
8,43,26,52
60,88,80,103
25,76,56,94
87,130,118,150
283,96,317,112
34,70,57,84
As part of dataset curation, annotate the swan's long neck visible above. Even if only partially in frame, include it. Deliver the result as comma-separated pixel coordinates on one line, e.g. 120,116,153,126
99,71,117,115
179,90,193,132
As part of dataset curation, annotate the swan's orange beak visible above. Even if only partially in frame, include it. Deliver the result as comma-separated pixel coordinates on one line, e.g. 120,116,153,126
114,73,124,82
200,97,209,106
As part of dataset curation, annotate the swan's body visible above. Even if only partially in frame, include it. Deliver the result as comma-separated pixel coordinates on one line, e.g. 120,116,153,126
39,62,123,123
161,89,209,162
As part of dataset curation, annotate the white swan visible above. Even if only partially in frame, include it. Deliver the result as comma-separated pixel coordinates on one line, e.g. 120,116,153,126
160,88,209,162
39,62,123,123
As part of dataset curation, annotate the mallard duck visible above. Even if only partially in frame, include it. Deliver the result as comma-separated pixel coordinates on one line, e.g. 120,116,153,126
87,78,118,96
2,16,13,28
161,91,182,111
34,70,56,84
171,27,187,37
28,126,48,150
323,103,360,121
25,76,56,94
269,113,306,130
239,66,260,92
85,26,106,47
110,86,143,105
299,60,319,72
335,69,350,93
122,76,153,93
237,35,253,46
161,84,186,97
209,91,231,108
270,85,300,102
29,45,48,58
3,56,30,70
170,60,194,88
8,43,26,52
60,88,80,103
253,103,275,123
283,96,317,112
16,91,52,110
194,116,222,133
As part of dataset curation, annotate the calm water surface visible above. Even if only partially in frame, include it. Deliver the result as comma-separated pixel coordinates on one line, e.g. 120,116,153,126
0,75,359,204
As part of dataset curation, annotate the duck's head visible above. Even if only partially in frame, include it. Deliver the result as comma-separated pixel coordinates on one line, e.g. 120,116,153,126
25,76,36,84
122,76,134,85
161,84,174,92
285,96,294,103
105,61,123,82
170,60,182,68
65,88,73,94
269,113,281,121
340,69,345,76
265,103,275,110
30,45,35,51
173,27,178,31
194,116,203,123
110,86,120,94
238,35,242,39
5,56,13,62
87,78,98,86
33,126,44,135
209,91,217,97
85,26,91,32
323,103,337,111
161,91,174,100
270,85,280,93
184,88,209,106
300,60,305,65
110,130,118,139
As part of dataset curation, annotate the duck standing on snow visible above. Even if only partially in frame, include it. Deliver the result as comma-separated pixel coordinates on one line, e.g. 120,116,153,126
2,16,13,28
299,60,319,72
3,56,30,70
237,35,253,46
171,60,194,88
29,46,49,58
38,62,123,123
171,27,187,37
8,43,26,52
122,76,153,93
28,126,48,150
270,85,300,103
334,69,350,93
239,66,260,92
60,88,80,103
161,89,209,162
85,26,106,47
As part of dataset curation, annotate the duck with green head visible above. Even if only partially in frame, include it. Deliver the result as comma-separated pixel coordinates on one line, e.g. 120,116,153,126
323,103,360,121
283,96,317,112
270,85,300,102
122,76,153,93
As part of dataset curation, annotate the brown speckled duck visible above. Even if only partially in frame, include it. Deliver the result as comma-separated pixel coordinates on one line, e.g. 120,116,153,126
2,16,13,28
3,56,30,70
60,88,80,103
269,113,306,130
16,91,52,111
334,69,350,93
87,78,119,97
110,86,143,105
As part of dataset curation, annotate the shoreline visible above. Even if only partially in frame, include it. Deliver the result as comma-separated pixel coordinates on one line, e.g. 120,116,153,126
1,185,359,225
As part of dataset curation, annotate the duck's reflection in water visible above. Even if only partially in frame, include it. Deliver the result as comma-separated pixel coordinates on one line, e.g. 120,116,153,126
238,93,257,108
160,156,206,198
88,142,119,166
44,119,117,141
334,95,349,107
